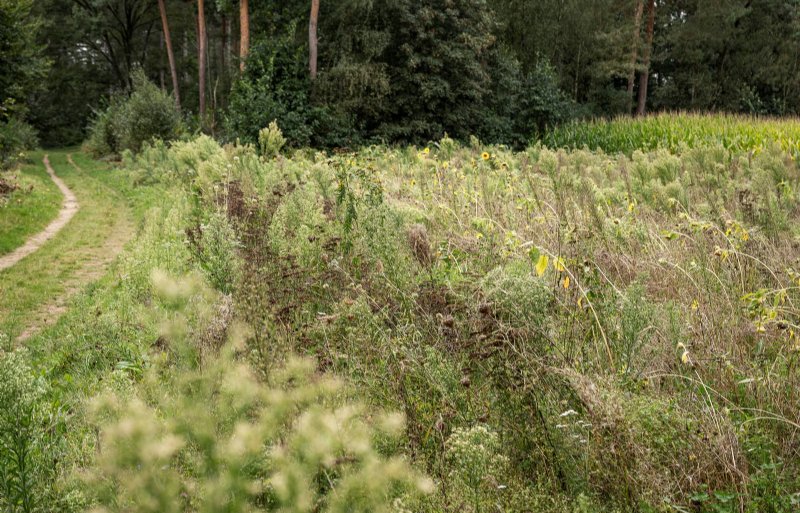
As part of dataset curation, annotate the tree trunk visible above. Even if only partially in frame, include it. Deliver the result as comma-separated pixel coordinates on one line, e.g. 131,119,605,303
627,0,644,114
159,31,166,90
240,0,249,71
636,0,655,117
158,0,181,109
309,0,320,80
197,0,207,119
219,14,228,109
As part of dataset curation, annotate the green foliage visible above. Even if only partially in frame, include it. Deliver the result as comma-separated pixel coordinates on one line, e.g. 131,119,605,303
84,70,183,156
8,120,800,513
0,350,58,512
196,209,241,294
142,133,798,511
225,0,575,148
87,271,429,513
0,117,38,168
226,32,317,148
446,425,509,513
0,0,49,121
480,261,551,329
258,121,287,158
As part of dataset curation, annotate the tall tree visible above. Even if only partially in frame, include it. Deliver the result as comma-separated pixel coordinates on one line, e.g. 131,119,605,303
309,0,319,80
635,0,655,116
0,0,49,120
626,0,644,113
239,0,249,70
157,0,181,109
197,0,207,118
72,0,157,90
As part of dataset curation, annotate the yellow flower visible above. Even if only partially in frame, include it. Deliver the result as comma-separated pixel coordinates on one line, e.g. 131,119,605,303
562,276,570,289
423,147,431,155
535,254,549,277
481,152,490,161
442,161,450,170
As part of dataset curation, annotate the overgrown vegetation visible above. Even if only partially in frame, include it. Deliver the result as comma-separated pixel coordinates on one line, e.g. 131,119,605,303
3,113,800,511
74,122,794,512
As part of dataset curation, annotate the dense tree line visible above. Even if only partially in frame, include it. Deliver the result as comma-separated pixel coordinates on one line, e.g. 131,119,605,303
2,0,799,149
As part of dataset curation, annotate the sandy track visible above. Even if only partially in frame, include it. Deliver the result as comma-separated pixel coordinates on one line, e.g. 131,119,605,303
0,155,79,271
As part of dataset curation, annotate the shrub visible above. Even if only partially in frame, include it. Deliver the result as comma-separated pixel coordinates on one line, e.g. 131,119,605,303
0,117,38,169
83,98,123,158
480,261,552,330
225,32,316,148
84,70,182,156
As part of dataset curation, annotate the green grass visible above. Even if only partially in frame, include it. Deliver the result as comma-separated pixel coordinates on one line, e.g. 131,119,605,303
542,112,800,156
0,153,63,255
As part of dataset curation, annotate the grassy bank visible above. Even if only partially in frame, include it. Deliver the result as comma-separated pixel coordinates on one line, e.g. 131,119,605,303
1,146,426,513
0,153,62,255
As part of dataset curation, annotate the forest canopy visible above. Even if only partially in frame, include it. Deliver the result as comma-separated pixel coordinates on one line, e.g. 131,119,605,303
3,0,800,149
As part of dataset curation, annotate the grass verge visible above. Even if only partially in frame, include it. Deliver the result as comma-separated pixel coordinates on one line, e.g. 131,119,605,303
0,153,62,255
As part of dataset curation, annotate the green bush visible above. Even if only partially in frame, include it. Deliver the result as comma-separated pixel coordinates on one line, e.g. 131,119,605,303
84,70,182,156
258,121,287,158
225,33,317,148
196,209,242,294
0,117,38,169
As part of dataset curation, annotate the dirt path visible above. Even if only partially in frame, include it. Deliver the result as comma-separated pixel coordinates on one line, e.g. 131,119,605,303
0,155,79,271
13,155,134,343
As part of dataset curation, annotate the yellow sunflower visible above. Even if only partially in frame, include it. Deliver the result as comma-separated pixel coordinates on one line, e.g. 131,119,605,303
481,152,490,161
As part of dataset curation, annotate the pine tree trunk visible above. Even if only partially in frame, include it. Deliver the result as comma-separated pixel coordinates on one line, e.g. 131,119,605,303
627,0,644,114
219,14,228,109
240,0,249,71
636,0,655,117
309,0,320,80
158,0,181,109
197,0,207,119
